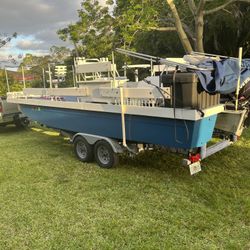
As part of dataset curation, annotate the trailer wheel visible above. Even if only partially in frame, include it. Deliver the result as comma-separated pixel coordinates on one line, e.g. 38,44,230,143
14,117,30,128
74,136,94,162
94,140,118,168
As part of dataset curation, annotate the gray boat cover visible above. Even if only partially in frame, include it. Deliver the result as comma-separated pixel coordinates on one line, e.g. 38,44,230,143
195,59,250,94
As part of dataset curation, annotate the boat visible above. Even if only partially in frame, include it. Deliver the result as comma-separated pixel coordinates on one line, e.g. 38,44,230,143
7,49,250,173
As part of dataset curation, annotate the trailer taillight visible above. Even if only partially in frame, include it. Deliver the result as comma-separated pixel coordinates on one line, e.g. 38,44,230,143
189,153,201,163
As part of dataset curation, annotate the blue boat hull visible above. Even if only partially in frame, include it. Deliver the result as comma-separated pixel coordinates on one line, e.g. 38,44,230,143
20,105,217,149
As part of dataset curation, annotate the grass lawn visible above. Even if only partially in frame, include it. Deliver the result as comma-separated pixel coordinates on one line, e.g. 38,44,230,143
0,125,249,249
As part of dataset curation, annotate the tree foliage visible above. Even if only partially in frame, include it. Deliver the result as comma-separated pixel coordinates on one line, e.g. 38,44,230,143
58,0,250,57
58,0,114,58
0,69,24,96
17,46,73,89
50,46,71,63
205,2,250,56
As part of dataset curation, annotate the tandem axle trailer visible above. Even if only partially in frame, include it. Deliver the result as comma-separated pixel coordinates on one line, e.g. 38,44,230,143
61,125,241,175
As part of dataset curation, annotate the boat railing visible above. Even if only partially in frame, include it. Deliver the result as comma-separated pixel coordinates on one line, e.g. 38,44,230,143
7,92,26,99
7,86,165,108
74,57,127,87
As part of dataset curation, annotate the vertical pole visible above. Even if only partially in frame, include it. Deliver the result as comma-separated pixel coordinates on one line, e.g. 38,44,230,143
4,68,10,92
124,63,127,78
235,47,243,111
150,59,153,76
120,87,127,147
42,68,46,88
48,64,52,88
135,69,139,82
72,65,76,87
200,144,207,160
112,51,116,88
22,66,26,89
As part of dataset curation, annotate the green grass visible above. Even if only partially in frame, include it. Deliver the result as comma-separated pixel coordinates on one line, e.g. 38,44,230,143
0,125,249,250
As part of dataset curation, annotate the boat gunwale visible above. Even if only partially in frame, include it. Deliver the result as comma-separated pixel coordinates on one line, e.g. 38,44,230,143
8,97,224,121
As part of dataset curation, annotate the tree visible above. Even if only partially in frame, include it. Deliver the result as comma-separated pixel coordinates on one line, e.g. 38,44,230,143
19,47,74,88
166,0,250,52
204,2,250,56
59,0,250,57
58,0,114,58
113,0,250,53
19,54,51,88
0,69,24,96
50,46,71,63
0,70,7,96
114,0,250,53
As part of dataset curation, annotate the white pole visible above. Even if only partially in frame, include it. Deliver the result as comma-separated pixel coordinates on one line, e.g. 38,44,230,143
135,69,139,82
150,58,153,76
112,51,116,88
4,68,10,92
120,87,127,147
22,66,26,88
235,47,243,111
48,64,52,88
42,68,46,88
72,65,76,87
124,64,127,78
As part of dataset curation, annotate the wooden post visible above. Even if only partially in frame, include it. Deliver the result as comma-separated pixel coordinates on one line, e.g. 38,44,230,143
235,47,243,111
4,68,10,92
22,66,26,88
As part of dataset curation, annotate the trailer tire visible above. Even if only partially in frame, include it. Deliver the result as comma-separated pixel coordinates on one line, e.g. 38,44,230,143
74,136,94,163
14,117,30,128
94,140,118,168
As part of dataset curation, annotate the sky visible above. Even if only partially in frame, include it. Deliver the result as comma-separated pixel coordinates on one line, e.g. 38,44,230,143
0,0,86,65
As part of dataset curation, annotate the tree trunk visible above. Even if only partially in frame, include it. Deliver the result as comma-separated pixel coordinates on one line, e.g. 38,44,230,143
195,12,205,52
194,0,206,52
166,0,193,53
73,42,80,57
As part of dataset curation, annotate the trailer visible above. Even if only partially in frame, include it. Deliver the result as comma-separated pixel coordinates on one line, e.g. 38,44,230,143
7,49,250,175
65,119,245,175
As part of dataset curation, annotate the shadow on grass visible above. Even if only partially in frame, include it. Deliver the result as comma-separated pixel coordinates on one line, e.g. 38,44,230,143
118,149,190,179
8,124,250,179
30,126,72,149
0,124,29,134
27,125,189,176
